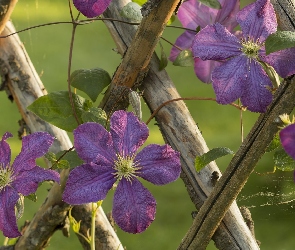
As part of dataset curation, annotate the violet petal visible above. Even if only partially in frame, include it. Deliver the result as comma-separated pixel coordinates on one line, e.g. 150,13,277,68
135,144,181,185
63,163,116,205
74,122,115,165
0,187,21,238
194,58,223,83
192,23,241,61
215,0,239,31
240,60,272,112
261,47,295,78
112,178,156,233
212,55,248,104
237,0,276,42
111,111,148,156
13,167,60,196
12,132,54,172
0,132,12,168
280,124,295,160
178,0,239,30
73,0,111,18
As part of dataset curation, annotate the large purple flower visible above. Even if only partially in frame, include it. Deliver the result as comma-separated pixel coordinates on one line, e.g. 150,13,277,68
63,110,181,233
280,124,295,160
280,123,295,181
192,0,295,112
169,0,239,83
0,132,60,238
73,0,112,18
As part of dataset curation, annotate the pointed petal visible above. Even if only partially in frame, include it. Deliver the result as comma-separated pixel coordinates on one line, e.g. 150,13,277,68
0,187,21,238
280,124,295,160
13,167,60,196
113,178,156,233
62,163,115,205
135,144,181,185
74,122,115,165
0,132,12,168
12,132,54,172
240,60,272,112
194,58,222,83
178,0,239,30
169,31,194,62
261,47,295,78
212,55,248,104
215,0,240,31
73,0,111,18
237,0,277,41
111,111,148,156
192,23,241,61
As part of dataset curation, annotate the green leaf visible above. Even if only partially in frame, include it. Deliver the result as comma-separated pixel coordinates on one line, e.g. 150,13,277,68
120,2,143,21
195,147,234,172
198,0,221,9
25,193,37,202
28,91,90,132
173,50,194,67
56,150,83,169
274,148,295,171
167,14,175,25
265,31,295,55
132,0,146,6
81,107,107,125
70,68,111,102
266,133,280,152
44,152,57,164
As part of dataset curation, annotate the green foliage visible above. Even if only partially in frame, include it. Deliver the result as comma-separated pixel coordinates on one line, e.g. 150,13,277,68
132,0,146,5
167,14,176,25
120,2,142,21
25,193,37,202
265,31,295,55
45,150,83,170
45,152,70,169
81,107,107,125
56,150,84,169
198,0,221,9
173,50,194,67
195,147,234,172
274,148,295,171
70,68,111,102
28,91,91,132
266,133,280,152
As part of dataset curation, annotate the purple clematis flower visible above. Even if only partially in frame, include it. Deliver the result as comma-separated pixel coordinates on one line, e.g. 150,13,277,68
280,124,295,160
169,0,239,83
280,123,295,181
63,110,181,233
192,0,295,112
73,0,112,18
0,132,60,238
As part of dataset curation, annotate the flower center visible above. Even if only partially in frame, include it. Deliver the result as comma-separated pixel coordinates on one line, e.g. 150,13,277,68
0,165,13,190
241,38,262,60
113,154,141,182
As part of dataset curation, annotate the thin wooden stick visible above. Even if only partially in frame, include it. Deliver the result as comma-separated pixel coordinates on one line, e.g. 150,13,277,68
0,14,122,250
101,0,259,249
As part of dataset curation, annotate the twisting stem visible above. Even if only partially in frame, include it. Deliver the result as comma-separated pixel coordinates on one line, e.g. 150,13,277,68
67,1,80,125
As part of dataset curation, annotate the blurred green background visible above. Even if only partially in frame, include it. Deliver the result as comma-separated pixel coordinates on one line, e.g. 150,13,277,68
0,0,294,249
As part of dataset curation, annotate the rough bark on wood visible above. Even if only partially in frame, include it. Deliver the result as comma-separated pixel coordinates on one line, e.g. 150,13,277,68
0,21,123,250
101,0,259,249
178,1,295,248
